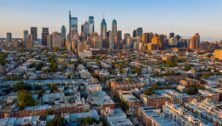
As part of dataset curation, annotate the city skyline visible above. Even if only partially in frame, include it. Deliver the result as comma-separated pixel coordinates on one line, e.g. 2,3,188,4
0,0,222,41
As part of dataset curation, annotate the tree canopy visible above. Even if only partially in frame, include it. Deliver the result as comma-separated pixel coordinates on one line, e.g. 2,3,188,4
46,115,68,126
17,90,36,108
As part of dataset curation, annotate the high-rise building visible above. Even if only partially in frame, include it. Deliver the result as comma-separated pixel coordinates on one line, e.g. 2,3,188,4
23,30,28,46
112,19,118,48
169,32,175,38
31,27,38,41
112,19,117,35
69,12,78,33
82,21,89,36
141,33,149,43
47,32,63,48
133,30,137,38
189,33,200,50
42,27,49,46
136,27,143,37
101,18,107,40
61,25,66,40
108,31,114,49
88,16,95,35
26,35,32,48
6,32,12,43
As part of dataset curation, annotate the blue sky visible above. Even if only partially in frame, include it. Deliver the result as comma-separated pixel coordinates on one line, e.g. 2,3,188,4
0,0,222,41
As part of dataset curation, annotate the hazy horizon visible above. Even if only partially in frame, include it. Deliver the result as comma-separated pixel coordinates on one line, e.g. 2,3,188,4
0,0,222,41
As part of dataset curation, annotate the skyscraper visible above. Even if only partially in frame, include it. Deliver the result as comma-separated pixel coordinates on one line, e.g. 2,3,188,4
88,16,94,35
61,25,66,39
112,19,117,48
112,19,117,35
101,18,107,40
31,27,38,41
69,11,78,33
42,27,49,46
169,32,175,38
22,30,28,46
6,32,12,43
82,21,89,36
26,34,33,48
136,27,143,37
189,33,200,50
47,32,63,48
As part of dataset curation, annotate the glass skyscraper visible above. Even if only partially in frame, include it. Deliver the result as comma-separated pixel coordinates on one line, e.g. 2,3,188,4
31,27,38,41
101,18,107,40
69,11,78,33
88,16,94,35
61,25,66,39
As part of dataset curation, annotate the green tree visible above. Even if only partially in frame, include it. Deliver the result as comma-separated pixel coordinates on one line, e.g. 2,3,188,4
48,83,58,92
134,66,142,75
13,81,32,91
184,64,192,71
17,91,36,108
49,62,58,72
80,117,99,126
46,115,68,126
165,59,177,67
143,88,154,95
120,100,129,112
0,52,7,66
36,62,44,71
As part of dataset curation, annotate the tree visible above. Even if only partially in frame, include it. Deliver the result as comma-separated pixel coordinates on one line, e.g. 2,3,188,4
0,52,7,66
120,100,129,112
185,86,205,95
185,87,198,95
17,91,36,108
49,62,58,72
13,81,32,91
164,59,177,67
143,88,154,95
134,66,142,75
48,83,58,92
46,114,68,126
184,64,192,71
80,117,99,126
36,62,44,71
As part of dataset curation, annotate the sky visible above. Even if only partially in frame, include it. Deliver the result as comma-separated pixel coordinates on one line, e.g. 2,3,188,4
0,0,222,41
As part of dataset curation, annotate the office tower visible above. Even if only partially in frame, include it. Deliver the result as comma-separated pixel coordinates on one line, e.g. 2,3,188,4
169,32,175,38
47,32,63,48
108,31,114,49
133,30,137,38
69,11,78,33
112,19,117,35
159,34,167,49
175,35,181,41
101,18,107,40
82,21,89,36
189,33,200,49
168,37,178,46
124,33,130,41
117,31,122,48
42,27,49,46
23,30,28,45
141,33,149,43
61,25,66,40
31,27,37,41
112,19,117,48
26,35,33,48
136,27,143,37
12,39,18,48
148,34,161,50
6,32,12,43
88,16,95,35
